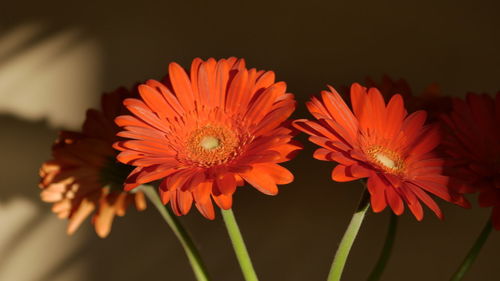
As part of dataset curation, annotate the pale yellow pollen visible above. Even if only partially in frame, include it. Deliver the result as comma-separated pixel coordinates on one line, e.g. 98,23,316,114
186,125,240,167
375,153,396,169
366,145,405,174
200,136,220,150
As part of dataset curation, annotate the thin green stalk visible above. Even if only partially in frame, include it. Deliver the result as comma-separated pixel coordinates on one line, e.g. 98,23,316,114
327,187,371,281
450,219,493,281
141,185,211,281
367,213,398,281
221,208,259,281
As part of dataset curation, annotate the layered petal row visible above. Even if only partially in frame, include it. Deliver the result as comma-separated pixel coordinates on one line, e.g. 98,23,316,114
114,57,301,219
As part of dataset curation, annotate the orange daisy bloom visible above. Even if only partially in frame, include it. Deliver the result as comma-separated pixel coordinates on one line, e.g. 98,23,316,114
441,92,500,229
39,88,147,238
114,57,301,219
294,83,467,220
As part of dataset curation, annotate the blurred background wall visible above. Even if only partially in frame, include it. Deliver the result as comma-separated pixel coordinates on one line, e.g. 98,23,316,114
0,0,498,280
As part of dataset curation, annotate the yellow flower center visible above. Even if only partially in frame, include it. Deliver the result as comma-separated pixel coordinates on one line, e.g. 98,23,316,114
200,136,220,150
367,146,405,174
375,153,396,169
186,125,239,167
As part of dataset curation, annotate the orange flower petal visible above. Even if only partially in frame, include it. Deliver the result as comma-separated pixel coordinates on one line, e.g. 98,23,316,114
94,205,116,238
195,200,215,220
240,168,279,195
331,165,358,182
321,87,359,140
367,175,388,213
400,185,424,221
408,182,443,219
216,173,237,195
169,62,196,112
212,193,233,210
254,163,294,185
226,67,249,112
134,164,178,184
67,199,96,235
177,190,193,215
385,186,404,215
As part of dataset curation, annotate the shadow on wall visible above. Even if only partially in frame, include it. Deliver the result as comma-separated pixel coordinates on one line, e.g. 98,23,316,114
0,115,87,281
0,23,103,280
0,0,500,280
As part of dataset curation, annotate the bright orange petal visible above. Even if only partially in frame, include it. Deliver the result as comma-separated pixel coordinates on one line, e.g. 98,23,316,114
385,186,404,215
240,168,279,195
367,175,388,212
331,165,358,182
195,200,215,220
169,62,196,112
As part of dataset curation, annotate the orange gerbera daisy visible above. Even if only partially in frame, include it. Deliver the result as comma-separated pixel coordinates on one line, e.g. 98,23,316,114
441,92,500,229
294,83,467,220
39,88,147,238
114,57,301,219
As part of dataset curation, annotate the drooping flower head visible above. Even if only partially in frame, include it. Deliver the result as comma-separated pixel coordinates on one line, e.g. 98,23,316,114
114,57,301,219
294,83,468,220
39,88,147,238
441,92,500,229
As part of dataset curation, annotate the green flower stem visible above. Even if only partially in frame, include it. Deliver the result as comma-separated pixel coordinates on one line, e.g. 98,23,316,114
221,208,259,281
450,219,493,281
367,213,398,281
142,185,211,281
327,187,371,281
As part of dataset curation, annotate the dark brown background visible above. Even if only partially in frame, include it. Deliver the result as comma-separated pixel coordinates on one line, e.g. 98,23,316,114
0,0,498,280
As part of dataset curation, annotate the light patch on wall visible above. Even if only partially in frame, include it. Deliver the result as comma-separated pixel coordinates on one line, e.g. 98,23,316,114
0,23,102,130
0,198,88,281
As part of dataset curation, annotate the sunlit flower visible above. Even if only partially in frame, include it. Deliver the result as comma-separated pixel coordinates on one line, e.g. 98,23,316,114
294,83,468,220
114,57,301,219
441,92,500,229
39,88,147,238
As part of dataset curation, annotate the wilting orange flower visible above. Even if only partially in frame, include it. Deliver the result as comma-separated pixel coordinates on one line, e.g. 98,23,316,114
114,57,301,219
294,83,468,220
441,92,500,229
39,88,147,238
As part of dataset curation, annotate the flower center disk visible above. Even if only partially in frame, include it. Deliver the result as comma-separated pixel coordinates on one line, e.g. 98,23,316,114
375,153,396,169
200,136,220,150
186,125,239,167
367,146,405,174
